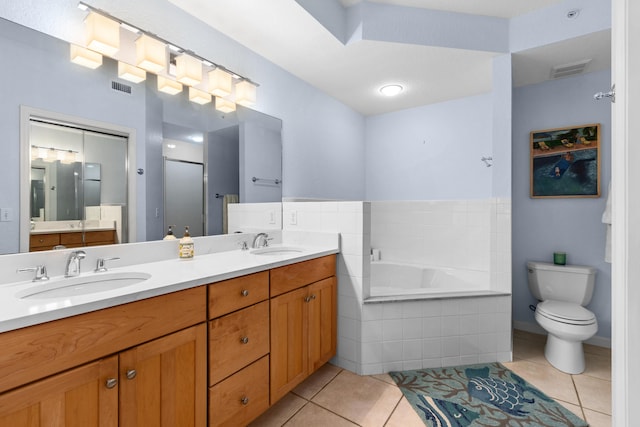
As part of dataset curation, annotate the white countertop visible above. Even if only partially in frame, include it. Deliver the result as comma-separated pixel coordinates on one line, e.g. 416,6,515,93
0,244,338,334
30,225,116,234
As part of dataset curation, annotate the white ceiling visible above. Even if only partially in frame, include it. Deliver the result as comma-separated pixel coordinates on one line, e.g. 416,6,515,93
168,0,611,116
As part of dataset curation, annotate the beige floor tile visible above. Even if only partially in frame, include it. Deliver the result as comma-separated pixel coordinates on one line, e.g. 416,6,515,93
556,399,585,422
312,370,403,427
384,397,425,427
292,363,342,400
583,343,612,358
573,375,612,415
502,359,580,405
371,373,397,386
284,403,358,427
583,352,612,381
249,393,307,427
583,408,612,427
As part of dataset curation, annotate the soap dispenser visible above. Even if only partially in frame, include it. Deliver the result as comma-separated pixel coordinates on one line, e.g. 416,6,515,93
179,226,194,259
163,225,177,240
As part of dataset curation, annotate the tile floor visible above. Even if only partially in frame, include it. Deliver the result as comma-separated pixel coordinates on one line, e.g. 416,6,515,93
250,329,611,427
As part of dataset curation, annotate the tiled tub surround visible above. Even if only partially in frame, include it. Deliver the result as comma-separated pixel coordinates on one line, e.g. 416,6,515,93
282,199,512,375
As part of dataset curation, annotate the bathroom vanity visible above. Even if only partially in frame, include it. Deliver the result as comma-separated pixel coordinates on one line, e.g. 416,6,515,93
0,241,337,426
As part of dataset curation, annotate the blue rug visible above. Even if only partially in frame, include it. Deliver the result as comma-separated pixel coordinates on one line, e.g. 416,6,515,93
390,363,587,426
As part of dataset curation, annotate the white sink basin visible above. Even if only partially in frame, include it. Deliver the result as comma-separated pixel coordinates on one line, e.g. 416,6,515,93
250,246,304,256
16,272,151,299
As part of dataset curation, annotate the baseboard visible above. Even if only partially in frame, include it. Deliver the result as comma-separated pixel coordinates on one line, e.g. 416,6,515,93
513,320,611,348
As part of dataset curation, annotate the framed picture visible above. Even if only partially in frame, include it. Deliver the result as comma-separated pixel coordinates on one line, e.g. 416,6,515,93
530,123,600,198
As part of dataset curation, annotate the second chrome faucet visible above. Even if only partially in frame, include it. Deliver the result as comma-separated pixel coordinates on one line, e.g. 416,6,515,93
65,250,86,277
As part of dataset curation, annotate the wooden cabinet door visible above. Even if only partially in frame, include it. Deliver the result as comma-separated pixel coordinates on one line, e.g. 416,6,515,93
119,324,207,427
270,286,308,403
308,277,337,373
0,356,118,427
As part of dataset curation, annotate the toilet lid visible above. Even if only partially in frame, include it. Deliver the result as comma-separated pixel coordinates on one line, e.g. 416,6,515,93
537,300,596,325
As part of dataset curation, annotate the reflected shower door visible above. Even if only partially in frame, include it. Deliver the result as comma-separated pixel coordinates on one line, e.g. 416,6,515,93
164,159,204,237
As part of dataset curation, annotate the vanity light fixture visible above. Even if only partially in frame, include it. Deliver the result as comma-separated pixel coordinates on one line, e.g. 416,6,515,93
70,44,103,69
135,34,166,73
188,87,212,105
85,11,120,56
208,68,232,97
215,97,236,113
235,80,257,107
118,62,146,83
379,84,404,96
175,53,202,86
157,76,183,95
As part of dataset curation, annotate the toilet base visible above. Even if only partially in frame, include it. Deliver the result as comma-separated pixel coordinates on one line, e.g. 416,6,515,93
544,334,585,374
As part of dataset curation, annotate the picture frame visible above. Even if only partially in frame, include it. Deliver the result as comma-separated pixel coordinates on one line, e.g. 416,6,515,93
530,123,601,198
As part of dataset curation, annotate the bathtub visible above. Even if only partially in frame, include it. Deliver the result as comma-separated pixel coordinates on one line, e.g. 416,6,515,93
369,261,490,299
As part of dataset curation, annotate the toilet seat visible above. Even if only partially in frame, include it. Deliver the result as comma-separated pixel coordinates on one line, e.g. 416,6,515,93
537,300,596,325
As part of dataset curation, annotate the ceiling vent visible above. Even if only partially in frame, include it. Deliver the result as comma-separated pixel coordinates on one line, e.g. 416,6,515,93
111,81,132,94
550,59,592,79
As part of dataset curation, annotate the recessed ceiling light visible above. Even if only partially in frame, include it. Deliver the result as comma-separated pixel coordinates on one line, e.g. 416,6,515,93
379,84,404,97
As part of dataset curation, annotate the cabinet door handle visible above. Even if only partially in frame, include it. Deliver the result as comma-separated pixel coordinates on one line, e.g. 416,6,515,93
240,396,249,405
240,336,249,344
126,369,137,380
305,295,317,303
105,378,118,389
241,289,249,297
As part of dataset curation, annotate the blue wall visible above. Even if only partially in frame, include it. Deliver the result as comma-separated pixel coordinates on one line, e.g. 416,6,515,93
512,69,612,340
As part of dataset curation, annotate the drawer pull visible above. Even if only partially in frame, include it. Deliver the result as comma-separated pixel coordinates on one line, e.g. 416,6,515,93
240,396,249,405
240,336,249,344
105,378,118,389
304,295,316,303
241,289,249,297
126,369,137,380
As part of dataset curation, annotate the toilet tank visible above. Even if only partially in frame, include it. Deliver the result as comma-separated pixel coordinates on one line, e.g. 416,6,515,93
527,261,597,305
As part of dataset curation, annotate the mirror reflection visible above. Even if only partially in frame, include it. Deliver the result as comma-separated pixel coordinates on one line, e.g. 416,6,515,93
1,16,282,254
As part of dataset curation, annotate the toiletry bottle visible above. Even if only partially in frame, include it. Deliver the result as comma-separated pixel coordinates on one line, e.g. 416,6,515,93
163,225,177,240
179,226,194,259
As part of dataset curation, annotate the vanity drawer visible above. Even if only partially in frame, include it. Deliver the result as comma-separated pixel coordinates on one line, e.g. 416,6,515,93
209,355,269,427
209,301,269,385
84,230,116,245
208,271,269,319
29,233,60,250
60,232,83,246
270,254,336,297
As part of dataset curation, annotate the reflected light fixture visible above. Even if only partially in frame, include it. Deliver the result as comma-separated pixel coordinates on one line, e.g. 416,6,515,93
118,62,146,83
208,68,232,97
379,84,404,96
70,44,103,69
175,53,202,86
235,80,257,106
85,11,120,56
136,34,166,73
215,97,236,113
157,76,183,95
188,87,211,105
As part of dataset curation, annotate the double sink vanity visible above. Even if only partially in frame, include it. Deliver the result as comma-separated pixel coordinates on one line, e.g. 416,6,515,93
0,233,339,426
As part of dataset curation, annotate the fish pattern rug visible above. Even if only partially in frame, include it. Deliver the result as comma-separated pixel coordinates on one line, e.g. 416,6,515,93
390,363,587,427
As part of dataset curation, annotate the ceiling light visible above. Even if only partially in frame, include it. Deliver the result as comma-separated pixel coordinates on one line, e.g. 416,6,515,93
235,80,257,107
70,44,103,69
175,53,202,86
188,87,211,105
157,76,183,95
215,97,236,113
118,62,146,83
136,34,166,73
120,22,140,34
85,12,120,56
166,143,176,149
209,68,232,97
379,84,404,96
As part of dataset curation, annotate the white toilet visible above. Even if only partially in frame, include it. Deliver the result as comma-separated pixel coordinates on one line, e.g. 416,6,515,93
527,261,598,374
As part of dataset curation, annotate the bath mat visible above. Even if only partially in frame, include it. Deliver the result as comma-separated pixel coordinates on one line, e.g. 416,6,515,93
389,363,587,427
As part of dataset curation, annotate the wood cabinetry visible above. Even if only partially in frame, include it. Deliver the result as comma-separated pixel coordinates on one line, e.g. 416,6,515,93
29,230,116,251
0,287,207,426
269,256,337,403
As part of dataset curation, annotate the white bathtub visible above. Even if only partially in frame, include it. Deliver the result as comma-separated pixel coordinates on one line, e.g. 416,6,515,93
369,261,490,299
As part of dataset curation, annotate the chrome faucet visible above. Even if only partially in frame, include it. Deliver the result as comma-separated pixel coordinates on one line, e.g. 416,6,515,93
252,233,269,248
65,250,86,277
17,265,49,282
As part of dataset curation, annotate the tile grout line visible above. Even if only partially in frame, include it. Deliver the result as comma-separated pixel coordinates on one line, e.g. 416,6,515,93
569,374,587,423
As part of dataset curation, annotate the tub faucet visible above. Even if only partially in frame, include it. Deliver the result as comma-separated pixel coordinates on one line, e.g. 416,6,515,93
252,233,269,248
65,250,86,277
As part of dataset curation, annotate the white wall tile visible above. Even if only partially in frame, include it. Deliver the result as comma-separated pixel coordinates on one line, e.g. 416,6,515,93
441,316,460,337
361,320,383,343
362,303,383,321
402,318,423,339
441,337,460,357
403,340,422,360
361,341,383,364
383,341,403,363
422,338,442,359
383,319,403,341
403,360,423,371
422,317,442,338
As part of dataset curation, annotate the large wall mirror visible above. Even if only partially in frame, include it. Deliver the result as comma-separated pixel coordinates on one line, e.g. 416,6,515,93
2,16,282,255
